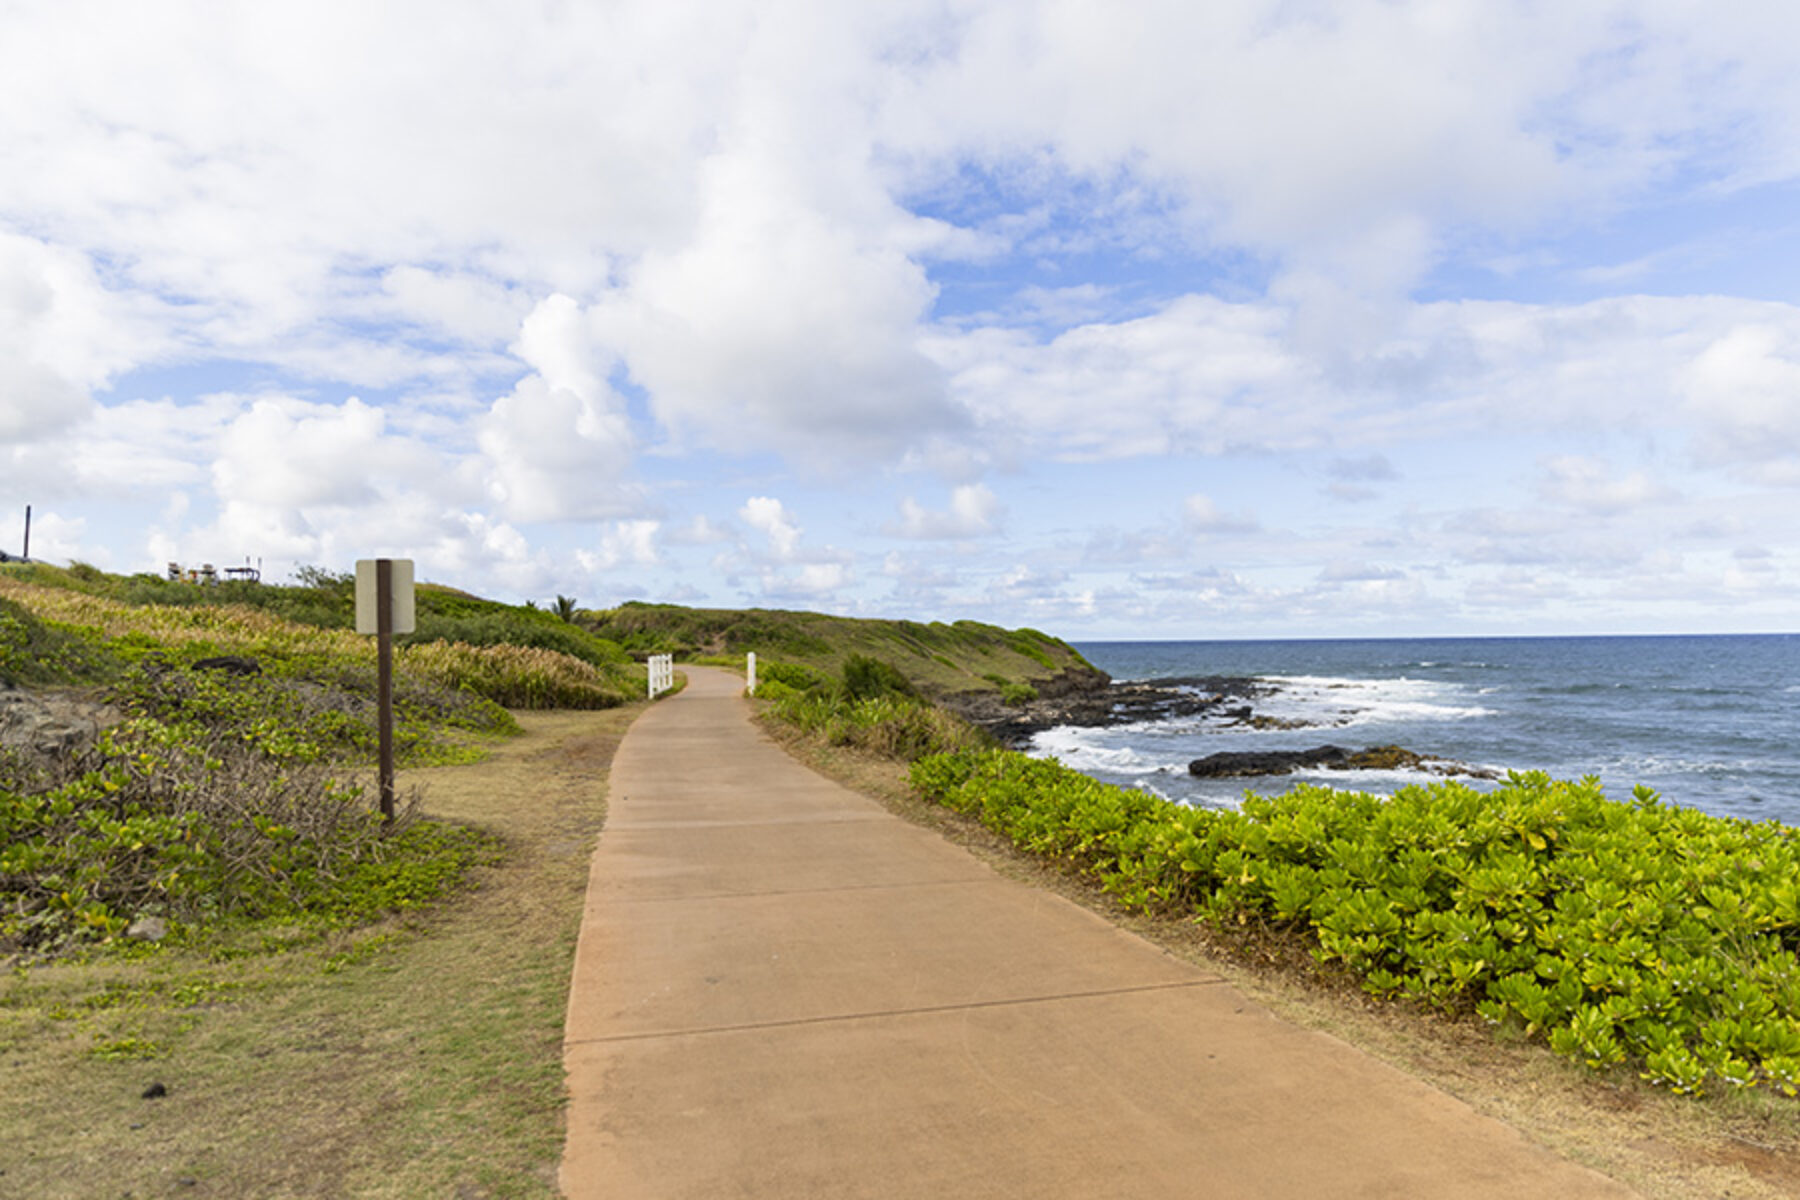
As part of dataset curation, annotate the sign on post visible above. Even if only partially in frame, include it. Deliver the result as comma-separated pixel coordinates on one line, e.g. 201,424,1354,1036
355,559,416,827
355,558,416,634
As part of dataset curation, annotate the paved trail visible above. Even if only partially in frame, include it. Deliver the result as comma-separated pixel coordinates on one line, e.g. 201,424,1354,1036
561,667,1637,1199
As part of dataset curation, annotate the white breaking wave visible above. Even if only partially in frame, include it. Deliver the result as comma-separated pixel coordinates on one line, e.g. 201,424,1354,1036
1254,674,1496,728
1029,727,1173,776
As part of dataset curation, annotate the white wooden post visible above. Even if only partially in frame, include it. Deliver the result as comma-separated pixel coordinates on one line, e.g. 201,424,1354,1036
746,651,757,697
648,653,673,699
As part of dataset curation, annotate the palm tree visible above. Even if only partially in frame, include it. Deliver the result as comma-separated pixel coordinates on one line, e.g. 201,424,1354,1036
553,594,578,623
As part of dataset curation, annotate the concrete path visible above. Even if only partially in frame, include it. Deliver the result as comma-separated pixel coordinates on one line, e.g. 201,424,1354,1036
561,667,1637,1199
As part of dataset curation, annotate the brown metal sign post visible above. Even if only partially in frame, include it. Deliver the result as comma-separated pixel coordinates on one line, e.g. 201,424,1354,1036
355,558,416,831
376,558,395,826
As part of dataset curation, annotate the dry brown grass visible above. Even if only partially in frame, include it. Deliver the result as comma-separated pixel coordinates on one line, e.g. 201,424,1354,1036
0,705,640,1199
758,712,1800,1200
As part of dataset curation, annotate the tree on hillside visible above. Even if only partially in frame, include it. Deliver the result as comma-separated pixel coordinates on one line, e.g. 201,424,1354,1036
554,595,578,623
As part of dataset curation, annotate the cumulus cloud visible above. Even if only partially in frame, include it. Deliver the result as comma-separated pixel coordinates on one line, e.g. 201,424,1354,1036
213,397,401,509
578,520,661,572
0,233,160,443
924,295,1315,460
739,496,802,560
1678,324,1800,473
8,2,1800,630
602,148,961,461
886,484,1001,540
477,296,635,523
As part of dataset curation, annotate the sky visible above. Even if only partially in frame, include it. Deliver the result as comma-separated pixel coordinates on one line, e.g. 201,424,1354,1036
4,0,1800,640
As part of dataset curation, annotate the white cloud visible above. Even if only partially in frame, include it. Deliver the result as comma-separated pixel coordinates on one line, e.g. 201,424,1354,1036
213,396,400,509
378,266,533,348
1183,494,1259,534
739,496,802,560
0,233,161,443
1678,324,1800,472
601,148,961,461
1536,455,1677,514
886,484,1001,540
664,515,731,546
791,562,849,594
924,295,1313,460
477,296,635,523
579,520,661,572
6,3,1800,632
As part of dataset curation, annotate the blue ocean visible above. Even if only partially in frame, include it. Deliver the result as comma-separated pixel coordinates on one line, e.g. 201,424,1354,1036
1042,636,1800,825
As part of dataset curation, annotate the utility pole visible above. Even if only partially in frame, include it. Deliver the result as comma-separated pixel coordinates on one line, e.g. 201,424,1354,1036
21,505,29,561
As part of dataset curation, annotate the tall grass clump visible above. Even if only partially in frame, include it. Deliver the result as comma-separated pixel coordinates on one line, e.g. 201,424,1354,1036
910,748,1800,1099
766,684,992,762
405,611,630,668
403,640,635,710
754,653,990,762
0,575,368,664
0,596,121,685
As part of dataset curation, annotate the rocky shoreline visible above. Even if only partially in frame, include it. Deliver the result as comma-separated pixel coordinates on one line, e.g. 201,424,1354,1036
943,668,1495,782
942,668,1276,746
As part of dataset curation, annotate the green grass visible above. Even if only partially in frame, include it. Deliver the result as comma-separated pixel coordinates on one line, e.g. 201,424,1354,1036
0,704,637,1198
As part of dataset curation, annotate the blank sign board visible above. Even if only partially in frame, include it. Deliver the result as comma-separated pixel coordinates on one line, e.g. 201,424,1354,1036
355,558,416,635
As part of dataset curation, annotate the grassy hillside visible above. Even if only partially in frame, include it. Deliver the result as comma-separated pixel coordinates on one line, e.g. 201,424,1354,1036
585,600,1100,697
0,561,636,673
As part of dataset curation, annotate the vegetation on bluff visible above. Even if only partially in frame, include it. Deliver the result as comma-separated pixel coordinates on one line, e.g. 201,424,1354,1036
583,599,1094,699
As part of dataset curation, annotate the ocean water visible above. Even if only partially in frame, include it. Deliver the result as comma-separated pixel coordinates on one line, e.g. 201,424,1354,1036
1039,636,1800,825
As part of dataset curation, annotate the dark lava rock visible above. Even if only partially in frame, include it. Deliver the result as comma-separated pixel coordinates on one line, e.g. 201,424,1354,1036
141,1082,167,1099
192,654,262,676
1189,746,1353,777
1189,743,1499,780
942,669,1274,746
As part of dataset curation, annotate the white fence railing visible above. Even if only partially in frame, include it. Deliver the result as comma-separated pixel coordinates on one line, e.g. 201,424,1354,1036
746,651,757,697
647,653,674,699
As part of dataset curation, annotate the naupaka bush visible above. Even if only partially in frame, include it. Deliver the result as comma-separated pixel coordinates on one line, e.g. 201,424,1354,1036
910,748,1800,1098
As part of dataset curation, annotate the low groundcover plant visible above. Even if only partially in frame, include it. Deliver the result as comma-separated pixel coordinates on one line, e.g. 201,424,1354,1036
911,747,1800,1098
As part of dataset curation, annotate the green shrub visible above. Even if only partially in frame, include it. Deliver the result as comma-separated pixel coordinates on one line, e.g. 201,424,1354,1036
759,660,829,693
0,718,492,956
111,657,514,765
767,692,991,762
909,750,1800,1099
999,681,1038,706
840,654,915,702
